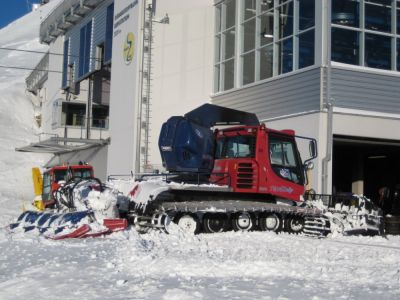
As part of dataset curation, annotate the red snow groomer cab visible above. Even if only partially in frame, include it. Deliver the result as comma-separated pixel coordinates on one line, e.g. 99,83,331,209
40,164,94,207
210,124,311,202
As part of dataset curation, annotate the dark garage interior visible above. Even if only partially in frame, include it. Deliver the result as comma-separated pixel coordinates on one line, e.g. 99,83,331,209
333,135,400,216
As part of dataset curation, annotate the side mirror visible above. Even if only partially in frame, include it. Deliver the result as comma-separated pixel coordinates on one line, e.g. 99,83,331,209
309,140,317,158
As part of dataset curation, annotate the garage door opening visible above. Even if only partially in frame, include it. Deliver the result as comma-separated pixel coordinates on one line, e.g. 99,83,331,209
333,135,400,215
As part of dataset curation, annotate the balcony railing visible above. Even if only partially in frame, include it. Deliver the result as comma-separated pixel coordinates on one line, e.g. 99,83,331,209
40,0,106,44
26,52,49,94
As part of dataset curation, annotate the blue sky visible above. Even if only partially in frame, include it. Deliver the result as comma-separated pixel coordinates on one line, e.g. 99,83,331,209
0,0,41,29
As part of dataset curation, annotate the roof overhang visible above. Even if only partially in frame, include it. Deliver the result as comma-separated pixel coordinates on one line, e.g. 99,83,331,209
15,137,109,155
40,0,106,44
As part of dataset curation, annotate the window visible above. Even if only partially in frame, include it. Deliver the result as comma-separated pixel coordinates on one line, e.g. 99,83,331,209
331,28,359,65
299,0,315,30
79,21,92,78
299,29,315,68
214,0,236,92
62,38,69,88
278,37,293,74
92,105,109,129
331,0,400,71
269,135,303,184
365,1,391,32
332,0,360,28
397,6,400,34
61,102,86,127
215,135,256,159
243,18,256,53
214,0,315,92
72,168,92,178
104,3,114,64
223,59,235,90
365,33,391,69
42,173,51,200
243,51,255,84
279,1,293,39
397,39,400,71
259,43,273,80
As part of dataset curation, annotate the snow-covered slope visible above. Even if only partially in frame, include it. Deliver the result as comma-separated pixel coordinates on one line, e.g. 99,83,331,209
0,1,61,224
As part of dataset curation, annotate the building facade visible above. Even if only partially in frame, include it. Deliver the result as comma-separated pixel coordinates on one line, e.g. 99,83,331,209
23,0,213,181
211,0,400,202
24,0,400,204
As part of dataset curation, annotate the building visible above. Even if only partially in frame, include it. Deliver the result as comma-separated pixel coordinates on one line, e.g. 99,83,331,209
21,0,213,181
22,0,400,205
211,0,400,203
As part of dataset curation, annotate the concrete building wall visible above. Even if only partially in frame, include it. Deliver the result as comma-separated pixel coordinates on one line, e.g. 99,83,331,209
107,0,214,175
107,0,143,176
149,0,214,170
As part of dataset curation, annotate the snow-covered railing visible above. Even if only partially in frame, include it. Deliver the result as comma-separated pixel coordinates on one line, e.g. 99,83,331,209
26,52,49,93
40,0,106,44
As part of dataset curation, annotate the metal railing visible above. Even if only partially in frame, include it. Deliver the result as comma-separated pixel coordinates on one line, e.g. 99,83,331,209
40,0,106,43
26,52,49,93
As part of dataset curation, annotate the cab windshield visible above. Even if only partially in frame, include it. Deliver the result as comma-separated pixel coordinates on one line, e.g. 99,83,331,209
215,135,256,159
269,134,304,184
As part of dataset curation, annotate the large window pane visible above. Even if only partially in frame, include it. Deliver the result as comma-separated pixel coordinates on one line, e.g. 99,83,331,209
215,34,221,62
278,38,293,74
365,33,391,70
62,39,69,88
260,44,273,80
397,39,400,71
397,8,400,34
224,59,235,90
243,52,255,85
244,0,256,21
299,0,315,30
62,103,86,126
299,30,315,69
365,3,391,32
79,21,92,77
223,30,235,60
214,65,221,92
243,18,256,53
260,10,274,46
331,28,359,65
104,3,114,64
225,0,236,29
332,0,360,28
279,2,293,39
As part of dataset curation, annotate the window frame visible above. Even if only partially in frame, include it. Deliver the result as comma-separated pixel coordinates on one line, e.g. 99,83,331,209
331,0,400,71
214,0,316,93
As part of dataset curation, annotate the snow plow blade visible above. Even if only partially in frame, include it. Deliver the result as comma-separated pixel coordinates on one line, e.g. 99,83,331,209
10,210,128,239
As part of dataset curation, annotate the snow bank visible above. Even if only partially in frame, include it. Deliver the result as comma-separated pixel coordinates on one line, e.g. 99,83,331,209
0,0,61,225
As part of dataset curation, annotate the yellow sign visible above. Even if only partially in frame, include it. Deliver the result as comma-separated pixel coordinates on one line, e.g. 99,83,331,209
123,32,135,65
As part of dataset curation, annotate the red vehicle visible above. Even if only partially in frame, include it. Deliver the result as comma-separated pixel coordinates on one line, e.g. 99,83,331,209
41,164,94,207
129,104,322,234
210,124,310,202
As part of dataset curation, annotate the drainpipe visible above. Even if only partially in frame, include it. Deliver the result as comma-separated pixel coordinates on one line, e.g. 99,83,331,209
321,101,333,194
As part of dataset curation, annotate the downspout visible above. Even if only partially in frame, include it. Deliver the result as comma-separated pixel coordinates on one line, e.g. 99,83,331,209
321,0,333,195
321,100,333,194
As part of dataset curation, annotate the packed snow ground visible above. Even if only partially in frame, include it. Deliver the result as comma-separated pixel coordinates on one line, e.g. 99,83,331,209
1,228,400,300
0,2,400,300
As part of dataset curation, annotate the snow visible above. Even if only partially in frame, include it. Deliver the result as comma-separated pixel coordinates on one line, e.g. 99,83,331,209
0,2,400,299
